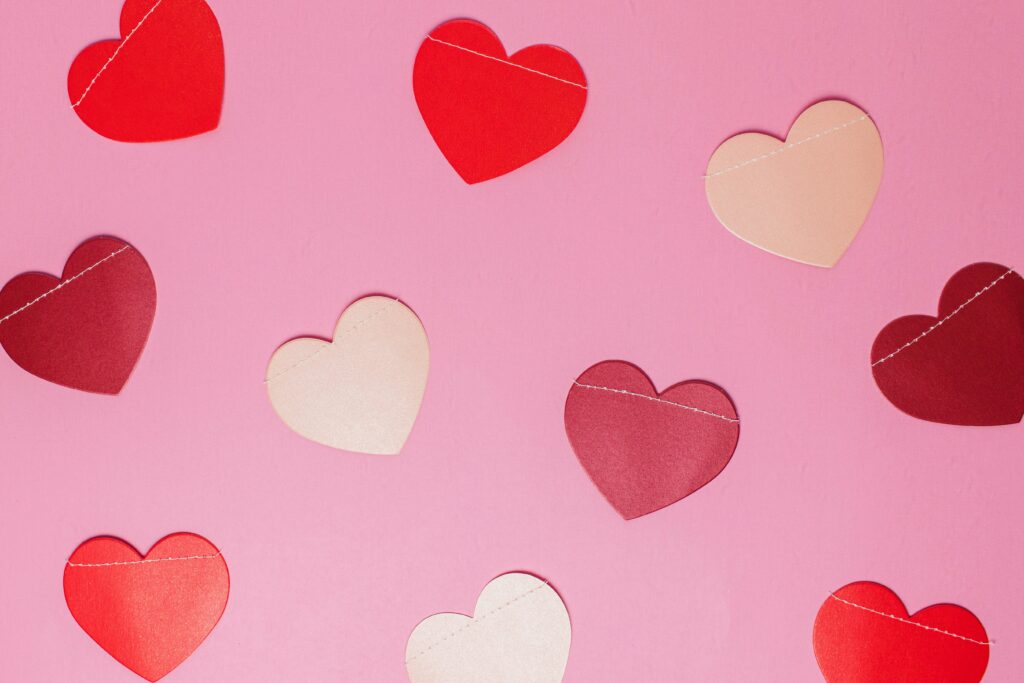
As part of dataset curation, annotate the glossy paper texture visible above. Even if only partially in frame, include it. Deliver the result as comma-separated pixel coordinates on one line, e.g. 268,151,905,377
406,573,571,683
564,361,740,519
265,296,429,454
705,100,883,267
63,533,229,682
413,19,587,184
871,262,1024,425
813,581,989,682
68,0,224,142
0,236,156,394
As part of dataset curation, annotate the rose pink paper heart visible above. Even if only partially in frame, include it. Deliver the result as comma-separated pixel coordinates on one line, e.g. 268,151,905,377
564,360,740,519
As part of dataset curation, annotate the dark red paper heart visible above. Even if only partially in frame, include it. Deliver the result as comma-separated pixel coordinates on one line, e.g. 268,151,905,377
871,262,1024,425
0,237,156,394
64,533,230,682
564,361,740,520
413,18,587,184
68,0,224,142
813,581,989,682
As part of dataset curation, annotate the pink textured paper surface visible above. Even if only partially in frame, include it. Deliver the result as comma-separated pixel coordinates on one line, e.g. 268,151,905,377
1,2,1023,680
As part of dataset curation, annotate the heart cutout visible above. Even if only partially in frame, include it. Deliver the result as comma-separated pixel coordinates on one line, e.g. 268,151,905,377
68,0,224,142
265,296,429,454
413,18,587,184
405,572,571,683
704,100,883,267
564,360,740,519
0,236,156,394
63,533,230,682
813,581,989,682
871,262,1024,425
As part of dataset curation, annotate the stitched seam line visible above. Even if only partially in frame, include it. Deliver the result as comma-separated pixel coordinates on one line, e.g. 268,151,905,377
0,245,132,326
67,551,222,567
263,300,399,384
72,0,165,108
872,268,1017,367
572,381,739,423
405,581,550,664
425,35,587,90
703,115,867,179
829,594,992,645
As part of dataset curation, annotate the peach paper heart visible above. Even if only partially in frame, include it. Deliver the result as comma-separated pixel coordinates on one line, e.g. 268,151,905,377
704,100,883,267
405,573,571,683
264,296,429,454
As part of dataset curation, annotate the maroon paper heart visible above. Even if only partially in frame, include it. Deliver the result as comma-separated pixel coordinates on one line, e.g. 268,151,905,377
0,237,156,394
871,263,1024,425
564,361,740,519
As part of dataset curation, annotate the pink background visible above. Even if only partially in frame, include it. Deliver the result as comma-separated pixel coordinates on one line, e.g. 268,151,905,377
1,1,1022,680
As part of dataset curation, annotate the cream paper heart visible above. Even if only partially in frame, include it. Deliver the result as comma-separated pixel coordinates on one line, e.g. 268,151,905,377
264,296,428,454
704,99,883,267
405,573,571,683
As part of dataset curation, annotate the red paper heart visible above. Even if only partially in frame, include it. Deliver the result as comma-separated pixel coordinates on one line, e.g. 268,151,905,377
64,533,230,682
413,19,587,184
564,361,740,519
813,581,990,682
871,262,1024,425
68,0,224,142
0,237,156,394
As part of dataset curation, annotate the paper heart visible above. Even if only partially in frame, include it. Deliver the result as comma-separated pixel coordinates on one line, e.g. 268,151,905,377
68,0,224,142
813,581,990,682
265,296,429,454
63,533,230,682
871,262,1024,425
405,573,571,683
0,236,156,394
413,18,587,184
564,360,740,520
704,100,883,267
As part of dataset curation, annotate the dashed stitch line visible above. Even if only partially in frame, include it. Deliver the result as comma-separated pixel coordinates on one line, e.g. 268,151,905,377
703,115,868,179
0,245,132,326
263,299,399,384
425,34,587,90
572,381,739,424
67,551,222,568
405,580,550,664
71,0,165,108
828,593,993,646
872,268,1017,367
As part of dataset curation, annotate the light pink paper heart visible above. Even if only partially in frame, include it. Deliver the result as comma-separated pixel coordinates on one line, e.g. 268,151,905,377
704,100,883,267
405,573,571,683
264,296,429,454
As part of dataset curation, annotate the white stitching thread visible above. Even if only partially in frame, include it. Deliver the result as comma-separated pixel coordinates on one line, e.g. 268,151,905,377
703,115,867,179
0,245,132,326
828,593,993,645
405,580,550,665
67,551,222,567
872,268,1017,367
71,0,165,108
425,34,587,90
572,381,739,423
263,299,399,383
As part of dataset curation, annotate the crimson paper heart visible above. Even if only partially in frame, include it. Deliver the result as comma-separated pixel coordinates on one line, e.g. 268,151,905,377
564,361,740,519
413,18,587,183
871,262,1024,425
68,0,225,142
813,581,990,682
64,533,229,682
0,237,156,394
